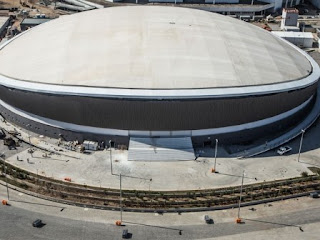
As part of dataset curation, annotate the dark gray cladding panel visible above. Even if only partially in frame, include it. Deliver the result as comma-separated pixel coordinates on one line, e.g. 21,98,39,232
0,83,317,131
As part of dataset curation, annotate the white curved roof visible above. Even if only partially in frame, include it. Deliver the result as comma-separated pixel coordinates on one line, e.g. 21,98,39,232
0,6,313,90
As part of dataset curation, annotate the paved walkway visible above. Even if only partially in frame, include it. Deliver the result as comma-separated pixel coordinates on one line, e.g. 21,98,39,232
1,116,319,191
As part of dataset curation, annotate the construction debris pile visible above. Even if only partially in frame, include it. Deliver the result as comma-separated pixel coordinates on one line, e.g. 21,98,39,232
55,0,104,11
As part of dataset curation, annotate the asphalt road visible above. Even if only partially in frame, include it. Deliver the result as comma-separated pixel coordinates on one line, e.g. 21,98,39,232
1,203,320,240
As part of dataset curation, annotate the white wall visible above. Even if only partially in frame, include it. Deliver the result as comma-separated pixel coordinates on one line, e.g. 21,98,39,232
281,36,313,47
272,31,314,48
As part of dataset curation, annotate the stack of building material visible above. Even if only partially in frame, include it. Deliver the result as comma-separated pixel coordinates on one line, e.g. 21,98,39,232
56,0,103,12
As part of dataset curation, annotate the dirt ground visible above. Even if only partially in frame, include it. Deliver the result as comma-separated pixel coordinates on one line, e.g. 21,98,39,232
0,0,20,8
0,0,65,18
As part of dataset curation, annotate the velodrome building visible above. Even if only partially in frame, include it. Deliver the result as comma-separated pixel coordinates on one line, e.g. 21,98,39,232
0,6,319,146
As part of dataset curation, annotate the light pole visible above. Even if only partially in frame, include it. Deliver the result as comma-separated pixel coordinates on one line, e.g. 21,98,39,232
3,159,9,200
237,170,245,223
120,173,123,223
298,129,305,163
109,140,113,175
213,139,218,173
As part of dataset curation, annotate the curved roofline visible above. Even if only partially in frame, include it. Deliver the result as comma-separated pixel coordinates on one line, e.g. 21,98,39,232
0,25,318,99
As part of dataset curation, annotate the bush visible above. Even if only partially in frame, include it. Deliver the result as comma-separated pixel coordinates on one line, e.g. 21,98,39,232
301,171,308,177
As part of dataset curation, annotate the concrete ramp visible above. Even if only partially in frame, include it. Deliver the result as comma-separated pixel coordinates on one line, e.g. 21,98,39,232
128,137,195,161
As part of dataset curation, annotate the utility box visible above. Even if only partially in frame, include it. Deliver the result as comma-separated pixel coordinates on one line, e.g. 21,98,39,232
281,8,299,30
310,192,319,198
204,215,214,224
83,140,99,151
122,229,129,239
32,219,43,228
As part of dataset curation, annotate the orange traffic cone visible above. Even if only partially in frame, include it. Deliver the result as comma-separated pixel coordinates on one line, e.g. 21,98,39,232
115,220,122,226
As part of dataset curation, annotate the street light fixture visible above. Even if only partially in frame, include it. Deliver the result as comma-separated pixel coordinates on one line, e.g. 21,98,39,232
298,129,305,163
120,173,123,223
213,139,218,173
115,174,152,225
3,159,9,200
236,170,245,223
109,140,113,175
115,173,123,226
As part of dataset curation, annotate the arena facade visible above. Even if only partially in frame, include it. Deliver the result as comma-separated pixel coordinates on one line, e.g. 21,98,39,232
0,6,319,146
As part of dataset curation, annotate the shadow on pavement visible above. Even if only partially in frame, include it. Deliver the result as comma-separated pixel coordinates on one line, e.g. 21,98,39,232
298,160,320,168
243,218,304,231
10,199,65,210
215,172,258,181
123,221,183,235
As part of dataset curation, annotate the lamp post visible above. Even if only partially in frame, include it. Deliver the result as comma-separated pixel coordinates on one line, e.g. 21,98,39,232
213,139,218,172
120,173,123,223
109,140,113,175
237,170,245,223
4,159,9,200
298,129,305,163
